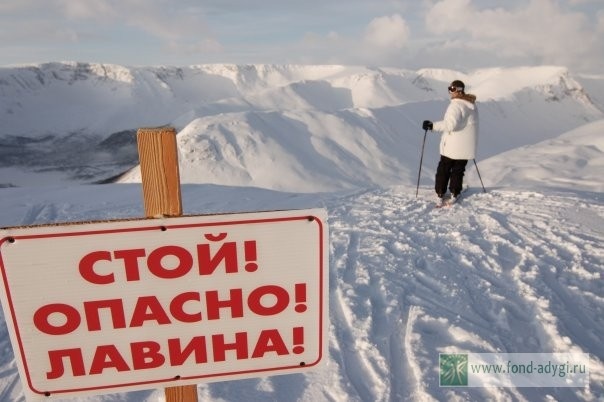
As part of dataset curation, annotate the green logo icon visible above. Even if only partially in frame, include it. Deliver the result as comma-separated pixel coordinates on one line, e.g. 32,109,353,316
440,354,468,386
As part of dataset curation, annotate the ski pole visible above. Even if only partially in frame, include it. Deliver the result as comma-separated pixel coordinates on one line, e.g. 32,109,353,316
473,159,486,193
415,129,428,198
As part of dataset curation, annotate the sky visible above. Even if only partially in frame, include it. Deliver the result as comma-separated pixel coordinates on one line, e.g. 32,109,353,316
0,0,603,74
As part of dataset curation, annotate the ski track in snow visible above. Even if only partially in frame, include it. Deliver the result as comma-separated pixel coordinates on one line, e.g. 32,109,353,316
0,186,603,402
326,187,603,402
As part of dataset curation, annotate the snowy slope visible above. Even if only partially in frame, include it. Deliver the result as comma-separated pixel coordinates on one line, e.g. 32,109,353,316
0,182,603,402
0,63,603,401
472,119,604,193
1,63,602,188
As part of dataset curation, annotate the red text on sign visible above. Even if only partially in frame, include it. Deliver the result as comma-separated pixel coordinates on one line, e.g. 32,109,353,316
33,284,308,335
46,327,305,380
78,235,259,284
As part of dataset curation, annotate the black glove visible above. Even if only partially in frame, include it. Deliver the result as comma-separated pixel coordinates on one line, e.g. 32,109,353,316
422,120,433,131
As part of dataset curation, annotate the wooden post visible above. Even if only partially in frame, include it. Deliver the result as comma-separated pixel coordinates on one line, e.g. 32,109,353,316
136,127,198,402
137,127,183,218
165,385,200,401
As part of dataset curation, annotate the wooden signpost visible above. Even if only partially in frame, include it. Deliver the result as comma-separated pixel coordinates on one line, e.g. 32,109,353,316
136,127,197,402
0,127,328,402
137,127,183,218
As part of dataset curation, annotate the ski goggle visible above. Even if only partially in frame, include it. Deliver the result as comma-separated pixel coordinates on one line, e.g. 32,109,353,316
448,86,463,93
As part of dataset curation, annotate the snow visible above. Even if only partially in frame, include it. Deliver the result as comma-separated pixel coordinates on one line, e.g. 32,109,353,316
0,63,603,401
477,119,604,193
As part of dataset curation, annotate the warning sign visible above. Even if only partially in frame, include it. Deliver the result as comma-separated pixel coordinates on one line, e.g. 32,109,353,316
0,208,328,401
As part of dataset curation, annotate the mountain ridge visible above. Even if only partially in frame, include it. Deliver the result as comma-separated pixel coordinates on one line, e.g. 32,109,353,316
0,62,602,189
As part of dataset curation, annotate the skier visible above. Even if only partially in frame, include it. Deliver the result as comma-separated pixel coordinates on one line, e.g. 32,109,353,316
422,80,478,205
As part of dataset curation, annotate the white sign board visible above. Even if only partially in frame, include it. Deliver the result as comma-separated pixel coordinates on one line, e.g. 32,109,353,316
0,208,328,401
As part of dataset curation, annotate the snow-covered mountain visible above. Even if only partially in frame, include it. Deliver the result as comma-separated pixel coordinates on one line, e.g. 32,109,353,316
0,63,603,402
1,63,602,189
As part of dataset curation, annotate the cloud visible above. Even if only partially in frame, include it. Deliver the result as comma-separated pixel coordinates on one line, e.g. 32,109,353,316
51,0,212,43
56,0,116,19
294,14,411,67
424,0,601,71
0,0,601,73
363,14,410,49
44,0,220,61
567,0,600,4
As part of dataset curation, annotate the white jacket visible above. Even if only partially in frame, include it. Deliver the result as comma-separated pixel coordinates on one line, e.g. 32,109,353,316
432,95,478,160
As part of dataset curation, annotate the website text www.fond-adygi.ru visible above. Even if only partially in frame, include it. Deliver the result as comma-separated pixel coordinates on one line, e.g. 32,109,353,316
439,353,590,388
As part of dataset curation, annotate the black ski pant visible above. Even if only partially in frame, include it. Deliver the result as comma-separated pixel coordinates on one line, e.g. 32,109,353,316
435,155,468,197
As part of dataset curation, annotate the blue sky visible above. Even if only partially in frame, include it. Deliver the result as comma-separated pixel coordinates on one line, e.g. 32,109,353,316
1,0,602,73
